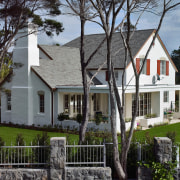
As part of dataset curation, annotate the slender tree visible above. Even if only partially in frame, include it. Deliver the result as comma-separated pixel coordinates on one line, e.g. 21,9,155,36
90,0,180,179
63,0,106,143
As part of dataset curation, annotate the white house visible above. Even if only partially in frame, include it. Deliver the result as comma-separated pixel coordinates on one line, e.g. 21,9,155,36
1,23,180,132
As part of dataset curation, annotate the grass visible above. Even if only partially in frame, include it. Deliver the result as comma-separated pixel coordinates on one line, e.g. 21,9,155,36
0,125,79,145
134,123,180,143
0,122,180,145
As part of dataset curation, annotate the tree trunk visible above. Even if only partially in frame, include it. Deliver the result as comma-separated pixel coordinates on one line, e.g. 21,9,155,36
79,4,89,143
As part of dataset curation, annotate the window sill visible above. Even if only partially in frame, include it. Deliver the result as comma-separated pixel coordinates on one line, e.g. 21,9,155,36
37,113,45,116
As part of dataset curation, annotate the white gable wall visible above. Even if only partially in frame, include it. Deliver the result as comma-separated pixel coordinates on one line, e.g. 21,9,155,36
126,34,175,86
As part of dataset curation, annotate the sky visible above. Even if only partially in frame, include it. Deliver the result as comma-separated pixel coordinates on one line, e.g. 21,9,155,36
38,4,180,55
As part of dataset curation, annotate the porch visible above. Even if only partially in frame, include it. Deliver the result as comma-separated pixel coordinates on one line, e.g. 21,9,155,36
58,92,109,122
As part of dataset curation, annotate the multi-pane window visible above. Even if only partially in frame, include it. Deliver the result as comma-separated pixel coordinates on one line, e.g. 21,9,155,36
94,93,100,111
136,58,150,75
141,59,147,75
7,92,11,111
160,60,166,75
77,95,81,114
64,94,69,113
163,91,169,102
39,94,44,113
157,60,169,76
132,93,151,117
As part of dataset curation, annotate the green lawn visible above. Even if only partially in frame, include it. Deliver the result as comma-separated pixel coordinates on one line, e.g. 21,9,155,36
0,126,79,145
0,122,180,145
134,123,180,143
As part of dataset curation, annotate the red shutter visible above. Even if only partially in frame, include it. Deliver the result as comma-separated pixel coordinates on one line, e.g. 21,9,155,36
105,71,108,81
166,61,169,76
146,59,150,75
136,58,140,74
157,60,161,75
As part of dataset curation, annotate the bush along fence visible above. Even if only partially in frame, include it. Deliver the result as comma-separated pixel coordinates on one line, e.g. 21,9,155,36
138,137,180,180
0,137,112,180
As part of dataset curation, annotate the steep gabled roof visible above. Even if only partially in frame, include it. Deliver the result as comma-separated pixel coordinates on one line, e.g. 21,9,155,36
32,45,83,89
65,29,155,69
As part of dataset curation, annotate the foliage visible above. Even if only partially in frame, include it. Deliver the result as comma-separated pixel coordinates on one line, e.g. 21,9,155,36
57,112,69,121
0,0,63,82
95,113,103,125
171,46,180,71
145,114,157,119
142,161,176,180
32,132,50,164
15,133,25,146
76,114,83,124
125,118,132,122
0,137,5,146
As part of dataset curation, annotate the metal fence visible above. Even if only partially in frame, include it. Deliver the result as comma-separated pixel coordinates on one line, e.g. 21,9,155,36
0,143,50,168
66,141,106,167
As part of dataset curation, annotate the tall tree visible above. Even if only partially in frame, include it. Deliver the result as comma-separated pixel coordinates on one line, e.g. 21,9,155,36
63,0,106,143
0,0,63,79
90,0,180,179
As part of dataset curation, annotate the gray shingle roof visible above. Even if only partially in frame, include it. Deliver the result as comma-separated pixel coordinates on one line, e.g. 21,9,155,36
32,45,83,88
65,29,155,69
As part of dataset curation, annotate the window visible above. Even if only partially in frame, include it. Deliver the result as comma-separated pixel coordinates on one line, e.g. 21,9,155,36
132,93,151,116
77,95,81,114
157,60,169,76
38,93,44,113
136,58,150,75
105,71,108,81
7,92,11,111
94,93,100,111
141,59,147,74
64,94,69,113
115,71,119,80
163,91,169,102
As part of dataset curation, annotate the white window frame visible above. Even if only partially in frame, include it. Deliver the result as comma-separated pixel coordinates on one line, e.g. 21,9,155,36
141,58,147,75
160,60,166,75
132,93,151,117
6,92,11,111
163,91,169,103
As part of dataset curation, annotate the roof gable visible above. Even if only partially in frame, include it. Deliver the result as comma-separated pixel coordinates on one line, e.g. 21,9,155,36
32,45,83,89
65,29,155,69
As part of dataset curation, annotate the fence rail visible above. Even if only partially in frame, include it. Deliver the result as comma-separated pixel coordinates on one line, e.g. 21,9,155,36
66,143,106,167
0,144,50,168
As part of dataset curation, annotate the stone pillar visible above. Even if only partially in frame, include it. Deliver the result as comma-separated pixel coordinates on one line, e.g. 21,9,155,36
50,137,66,180
154,137,172,163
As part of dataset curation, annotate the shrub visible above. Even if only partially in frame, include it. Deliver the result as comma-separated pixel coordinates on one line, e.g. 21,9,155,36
76,114,82,124
57,112,69,121
15,133,25,146
32,132,50,164
95,113,103,125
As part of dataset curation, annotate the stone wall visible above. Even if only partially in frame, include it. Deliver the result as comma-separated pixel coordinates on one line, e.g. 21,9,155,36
138,137,179,180
0,137,112,180
66,167,112,180
0,169,49,180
